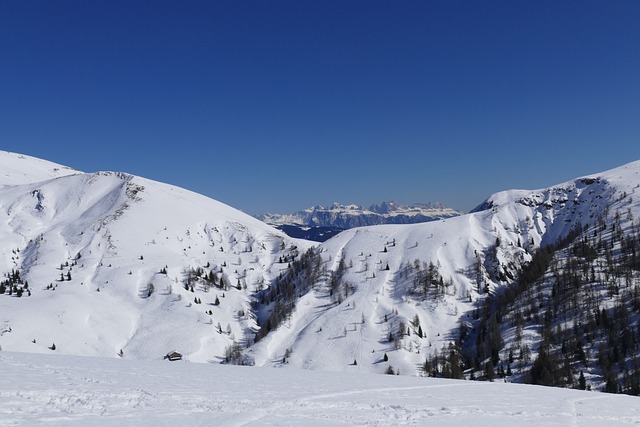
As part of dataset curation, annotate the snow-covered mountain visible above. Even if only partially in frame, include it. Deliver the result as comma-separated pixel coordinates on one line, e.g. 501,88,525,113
0,151,311,363
250,160,640,393
257,201,462,229
3,150,640,396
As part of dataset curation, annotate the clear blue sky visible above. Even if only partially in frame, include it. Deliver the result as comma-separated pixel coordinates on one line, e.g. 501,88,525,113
2,1,640,214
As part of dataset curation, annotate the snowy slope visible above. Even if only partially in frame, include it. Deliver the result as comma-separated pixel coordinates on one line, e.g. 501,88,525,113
0,151,77,185
0,152,311,363
1,351,639,426
251,160,640,378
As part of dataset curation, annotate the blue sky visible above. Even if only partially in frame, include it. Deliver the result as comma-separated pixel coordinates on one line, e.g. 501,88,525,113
2,1,640,214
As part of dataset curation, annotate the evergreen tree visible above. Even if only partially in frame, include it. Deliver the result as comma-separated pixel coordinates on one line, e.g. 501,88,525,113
485,360,495,382
578,370,586,390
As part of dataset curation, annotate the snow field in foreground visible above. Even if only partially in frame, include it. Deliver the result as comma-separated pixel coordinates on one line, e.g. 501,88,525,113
1,351,639,426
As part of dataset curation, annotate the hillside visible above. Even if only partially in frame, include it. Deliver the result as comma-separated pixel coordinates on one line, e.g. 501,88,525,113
250,160,640,393
0,152,311,363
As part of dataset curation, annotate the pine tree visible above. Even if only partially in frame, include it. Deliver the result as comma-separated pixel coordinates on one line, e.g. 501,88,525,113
485,360,495,381
578,370,586,390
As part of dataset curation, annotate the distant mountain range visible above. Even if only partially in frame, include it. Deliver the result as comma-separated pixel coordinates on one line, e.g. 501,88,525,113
256,201,462,241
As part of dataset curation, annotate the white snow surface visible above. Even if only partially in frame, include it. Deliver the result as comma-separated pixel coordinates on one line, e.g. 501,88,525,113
0,151,311,363
1,350,638,426
0,152,77,185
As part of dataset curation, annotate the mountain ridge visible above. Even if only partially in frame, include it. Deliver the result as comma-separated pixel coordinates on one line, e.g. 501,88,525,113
256,201,462,228
256,201,463,241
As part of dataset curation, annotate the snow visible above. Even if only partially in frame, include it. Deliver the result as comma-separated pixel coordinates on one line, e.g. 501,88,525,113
1,351,638,426
251,217,488,375
2,150,640,397
0,151,77,186
250,159,640,381
0,152,311,363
